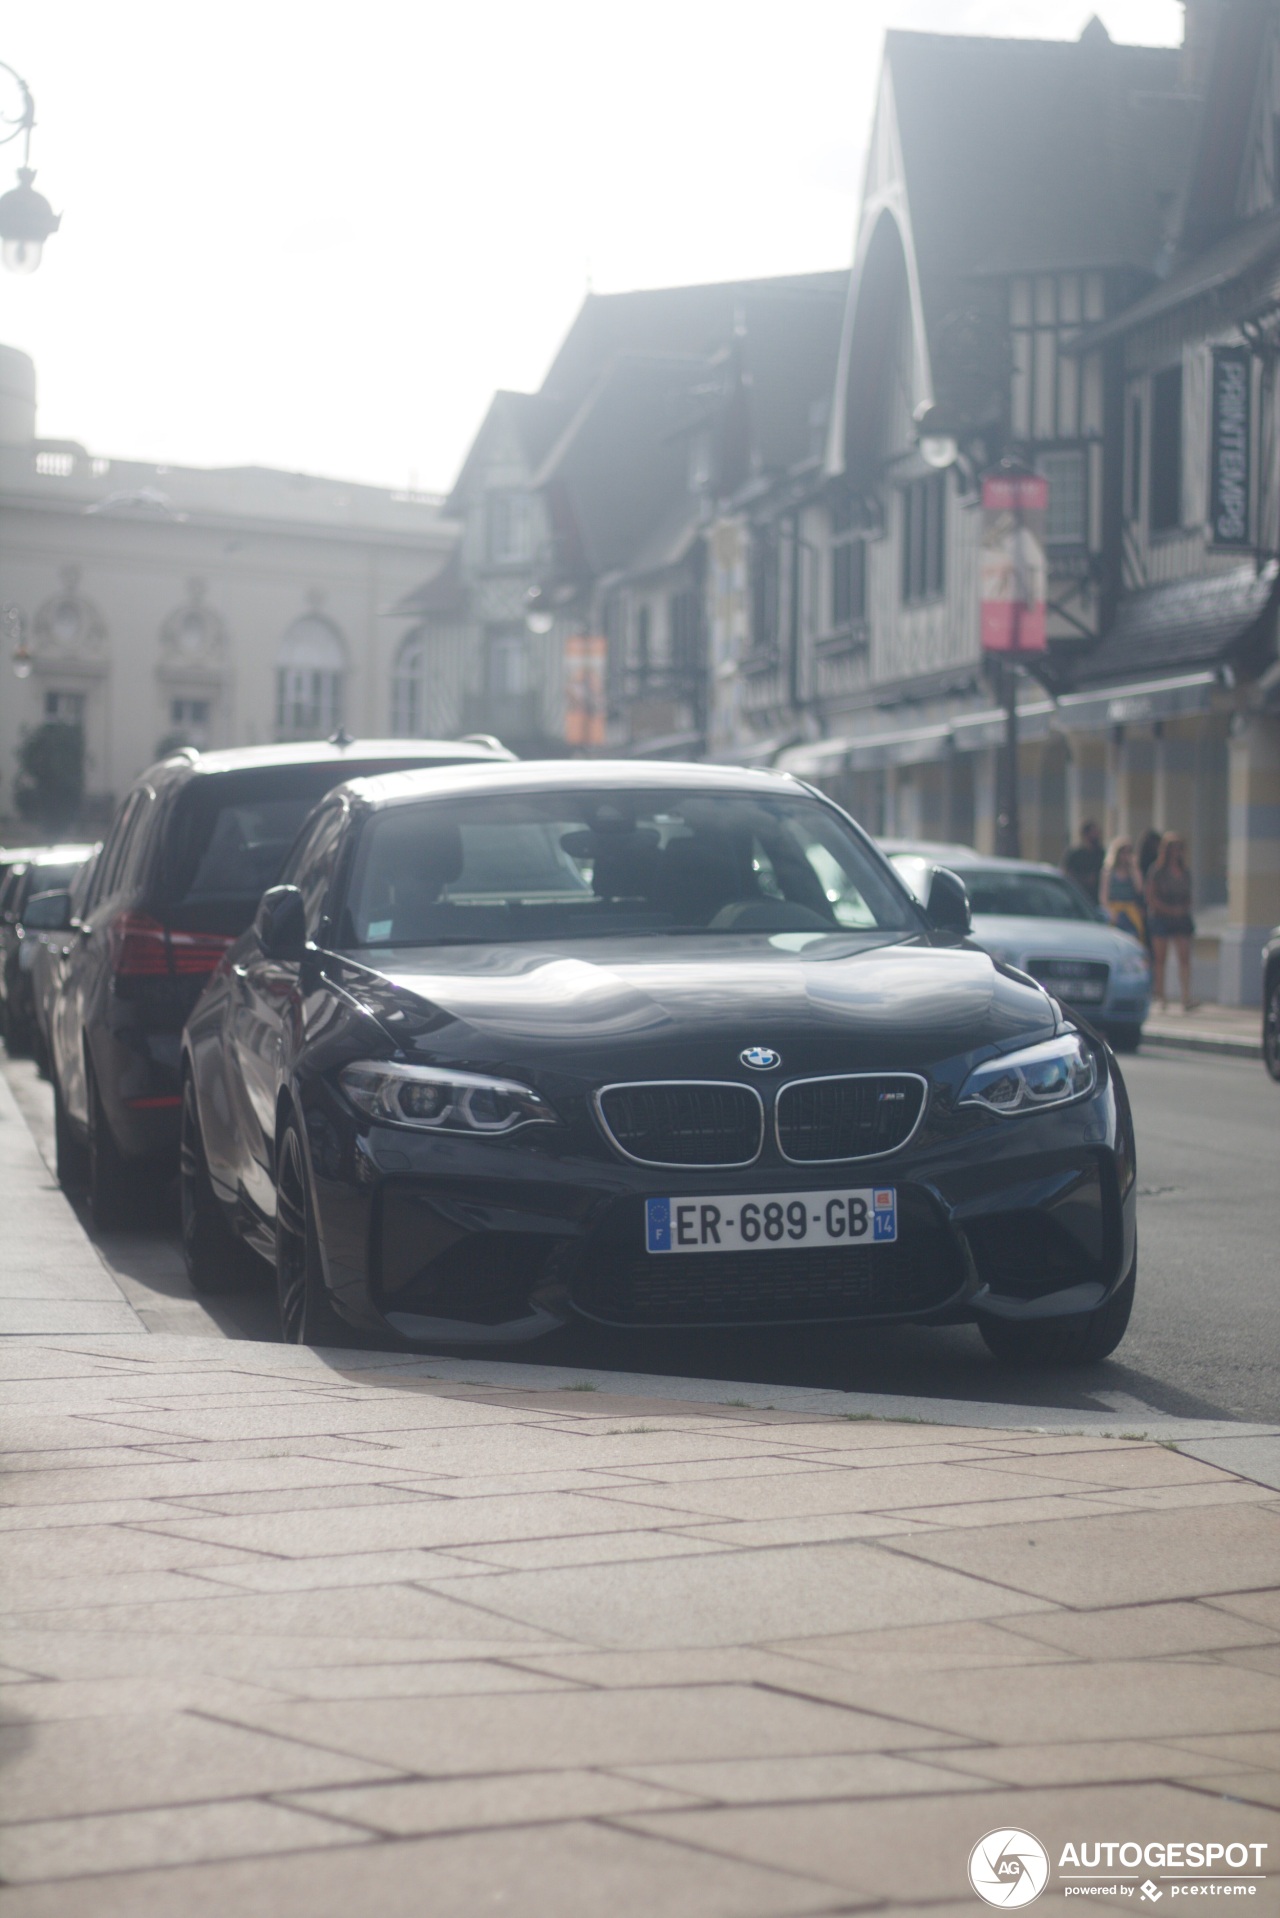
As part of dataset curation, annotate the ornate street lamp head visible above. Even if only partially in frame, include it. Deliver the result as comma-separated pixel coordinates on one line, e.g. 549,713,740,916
0,166,60,273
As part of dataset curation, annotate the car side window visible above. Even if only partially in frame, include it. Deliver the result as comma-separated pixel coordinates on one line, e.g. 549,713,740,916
281,803,347,942
94,792,144,908
114,789,157,899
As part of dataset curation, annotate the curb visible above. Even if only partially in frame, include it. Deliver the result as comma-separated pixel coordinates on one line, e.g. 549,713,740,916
1139,1027,1261,1061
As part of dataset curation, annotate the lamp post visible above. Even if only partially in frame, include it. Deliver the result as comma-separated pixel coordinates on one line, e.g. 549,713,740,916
0,62,59,273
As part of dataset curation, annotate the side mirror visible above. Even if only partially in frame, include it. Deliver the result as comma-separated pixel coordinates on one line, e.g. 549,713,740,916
255,885,307,962
925,866,971,937
23,888,72,931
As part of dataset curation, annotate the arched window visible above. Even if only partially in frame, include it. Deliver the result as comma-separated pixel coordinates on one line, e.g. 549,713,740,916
276,614,345,740
391,628,429,737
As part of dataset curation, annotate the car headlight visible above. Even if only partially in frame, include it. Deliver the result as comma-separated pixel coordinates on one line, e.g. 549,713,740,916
339,1061,557,1134
1114,944,1151,978
958,1033,1097,1117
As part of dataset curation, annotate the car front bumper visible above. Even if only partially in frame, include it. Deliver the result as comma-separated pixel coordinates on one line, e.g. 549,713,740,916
302,1062,1137,1348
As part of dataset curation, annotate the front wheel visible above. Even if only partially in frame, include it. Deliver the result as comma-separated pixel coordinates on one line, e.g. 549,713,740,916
180,1074,258,1294
1264,974,1280,1084
54,1074,89,1188
978,1254,1136,1366
275,1117,350,1346
87,1062,148,1230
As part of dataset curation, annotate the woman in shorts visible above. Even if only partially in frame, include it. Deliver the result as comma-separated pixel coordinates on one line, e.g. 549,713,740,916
1145,832,1196,1011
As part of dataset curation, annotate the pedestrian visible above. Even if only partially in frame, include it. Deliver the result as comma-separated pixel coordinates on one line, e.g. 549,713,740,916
1145,830,1196,1012
1137,827,1162,887
1062,820,1105,904
1101,836,1145,942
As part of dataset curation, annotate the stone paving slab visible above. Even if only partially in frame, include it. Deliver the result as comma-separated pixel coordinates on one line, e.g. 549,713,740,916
3,1060,1280,1910
3,1333,1279,1912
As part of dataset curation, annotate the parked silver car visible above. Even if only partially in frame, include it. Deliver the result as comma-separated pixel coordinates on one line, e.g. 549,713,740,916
881,840,1152,1050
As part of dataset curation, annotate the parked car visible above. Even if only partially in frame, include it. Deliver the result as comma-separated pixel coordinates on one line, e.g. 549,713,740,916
0,844,96,1056
881,840,1152,1050
49,737,515,1226
1263,923,1280,1083
27,849,101,1078
182,761,1138,1366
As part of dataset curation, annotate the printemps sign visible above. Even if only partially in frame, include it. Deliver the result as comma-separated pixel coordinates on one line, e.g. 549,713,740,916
968,1831,1268,1906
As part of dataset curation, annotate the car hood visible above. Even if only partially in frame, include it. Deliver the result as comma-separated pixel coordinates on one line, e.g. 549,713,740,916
969,914,1142,960
337,932,1056,1077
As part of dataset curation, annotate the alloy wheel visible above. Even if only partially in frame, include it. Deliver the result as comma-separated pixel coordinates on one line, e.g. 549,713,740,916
276,1125,310,1342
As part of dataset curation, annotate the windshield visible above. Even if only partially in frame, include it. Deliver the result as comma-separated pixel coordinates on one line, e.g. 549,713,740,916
959,867,1099,921
340,789,918,946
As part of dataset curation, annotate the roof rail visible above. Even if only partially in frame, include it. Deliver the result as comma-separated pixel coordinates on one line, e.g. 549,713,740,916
458,733,506,752
328,727,355,748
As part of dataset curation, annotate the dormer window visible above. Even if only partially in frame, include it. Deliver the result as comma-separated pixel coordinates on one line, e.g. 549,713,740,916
485,491,534,566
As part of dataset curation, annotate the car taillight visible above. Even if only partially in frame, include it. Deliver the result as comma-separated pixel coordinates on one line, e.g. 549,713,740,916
109,912,171,977
167,928,235,976
109,912,234,979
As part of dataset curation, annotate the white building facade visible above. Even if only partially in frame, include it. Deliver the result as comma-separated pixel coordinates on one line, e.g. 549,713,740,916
0,346,455,831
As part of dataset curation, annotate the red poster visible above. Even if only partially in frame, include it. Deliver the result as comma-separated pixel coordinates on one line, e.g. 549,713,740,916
981,472,1048,653
563,634,607,747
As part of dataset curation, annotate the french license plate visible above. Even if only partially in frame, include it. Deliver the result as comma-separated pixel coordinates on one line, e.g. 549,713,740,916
645,1188,897,1255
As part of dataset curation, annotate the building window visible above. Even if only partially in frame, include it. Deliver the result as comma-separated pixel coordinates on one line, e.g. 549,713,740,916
276,614,346,740
486,628,529,696
669,590,700,681
392,630,428,736
485,491,534,566
1039,447,1087,545
901,473,946,604
830,495,867,626
169,697,211,748
43,689,86,728
750,529,780,653
1126,395,1143,521
634,604,652,683
1149,364,1183,533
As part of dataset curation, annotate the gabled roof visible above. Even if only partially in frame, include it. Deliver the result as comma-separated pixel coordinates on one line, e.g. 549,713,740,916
1179,0,1274,253
886,27,1192,289
392,546,467,618
1065,201,1280,348
1079,561,1279,684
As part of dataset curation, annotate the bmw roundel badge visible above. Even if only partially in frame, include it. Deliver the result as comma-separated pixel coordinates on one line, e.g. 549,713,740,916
740,1046,781,1071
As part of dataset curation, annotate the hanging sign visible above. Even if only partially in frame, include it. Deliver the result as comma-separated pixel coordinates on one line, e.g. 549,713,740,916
1209,345,1251,548
563,634,607,747
980,471,1048,653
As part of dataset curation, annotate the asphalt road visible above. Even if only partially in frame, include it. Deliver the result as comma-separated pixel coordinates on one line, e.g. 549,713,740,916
7,1046,1277,1424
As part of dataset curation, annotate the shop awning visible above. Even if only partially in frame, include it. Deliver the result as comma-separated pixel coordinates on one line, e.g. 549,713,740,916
1053,670,1220,732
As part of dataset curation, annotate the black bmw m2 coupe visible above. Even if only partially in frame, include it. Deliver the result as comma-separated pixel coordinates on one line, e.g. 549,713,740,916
181,762,1137,1364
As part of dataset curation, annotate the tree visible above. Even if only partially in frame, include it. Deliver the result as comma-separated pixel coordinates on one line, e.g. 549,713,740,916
14,720,85,833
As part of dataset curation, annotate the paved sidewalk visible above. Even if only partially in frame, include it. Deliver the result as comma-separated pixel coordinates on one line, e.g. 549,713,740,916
1141,1001,1263,1060
1,1084,1278,1913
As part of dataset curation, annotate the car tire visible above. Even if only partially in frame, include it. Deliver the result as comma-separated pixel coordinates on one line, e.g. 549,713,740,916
978,1251,1136,1367
1106,1022,1142,1054
1264,974,1280,1084
5,1005,31,1057
180,1073,259,1294
275,1116,350,1346
32,1021,50,1079
53,1075,89,1188
87,1061,148,1230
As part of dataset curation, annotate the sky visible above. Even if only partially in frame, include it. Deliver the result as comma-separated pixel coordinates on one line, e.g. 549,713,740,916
2,0,1183,495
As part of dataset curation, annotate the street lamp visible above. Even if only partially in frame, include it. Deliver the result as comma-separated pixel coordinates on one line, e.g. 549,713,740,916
0,63,60,274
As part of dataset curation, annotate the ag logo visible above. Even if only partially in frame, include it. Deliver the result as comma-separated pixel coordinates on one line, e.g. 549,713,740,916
968,1829,1050,1908
740,1046,781,1071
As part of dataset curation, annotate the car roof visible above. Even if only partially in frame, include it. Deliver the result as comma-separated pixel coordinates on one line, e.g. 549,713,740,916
338,759,806,809
879,839,1065,879
146,738,516,783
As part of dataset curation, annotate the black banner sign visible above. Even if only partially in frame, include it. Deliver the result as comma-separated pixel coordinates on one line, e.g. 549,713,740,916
1209,345,1251,548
